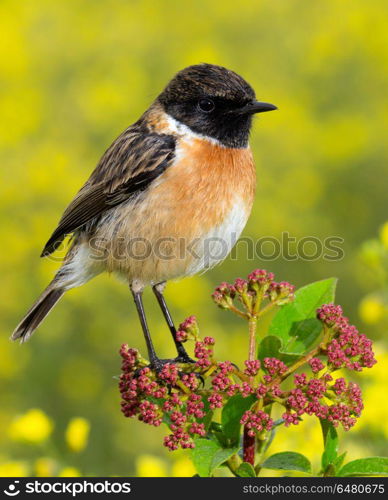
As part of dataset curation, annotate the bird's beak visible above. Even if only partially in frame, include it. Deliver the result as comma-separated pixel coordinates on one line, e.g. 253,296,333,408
233,101,278,115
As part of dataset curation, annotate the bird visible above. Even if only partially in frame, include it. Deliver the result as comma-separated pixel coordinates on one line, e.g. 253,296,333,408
11,63,277,369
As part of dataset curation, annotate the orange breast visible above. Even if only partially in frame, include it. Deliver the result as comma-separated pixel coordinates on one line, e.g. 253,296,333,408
145,105,256,234
149,137,256,238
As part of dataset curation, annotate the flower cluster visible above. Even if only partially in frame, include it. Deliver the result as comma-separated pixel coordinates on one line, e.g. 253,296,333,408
119,272,377,453
279,303,376,430
119,343,206,451
317,304,377,371
282,372,364,431
175,315,199,343
212,269,295,314
119,329,303,450
240,410,273,437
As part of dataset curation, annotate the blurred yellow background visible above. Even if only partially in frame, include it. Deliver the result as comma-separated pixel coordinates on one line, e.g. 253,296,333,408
1,0,387,476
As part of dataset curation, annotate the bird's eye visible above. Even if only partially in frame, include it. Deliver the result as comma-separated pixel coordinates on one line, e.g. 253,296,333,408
198,98,215,113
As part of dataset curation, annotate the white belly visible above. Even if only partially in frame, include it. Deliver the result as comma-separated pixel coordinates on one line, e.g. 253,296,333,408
185,198,249,276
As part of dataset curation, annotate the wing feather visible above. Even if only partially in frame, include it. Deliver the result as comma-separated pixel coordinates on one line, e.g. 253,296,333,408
41,125,176,256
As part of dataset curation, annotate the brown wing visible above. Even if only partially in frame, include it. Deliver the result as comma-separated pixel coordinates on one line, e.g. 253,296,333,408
41,125,176,257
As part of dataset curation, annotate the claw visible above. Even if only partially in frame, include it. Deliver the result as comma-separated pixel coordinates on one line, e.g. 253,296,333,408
195,373,205,387
132,358,174,379
149,358,176,373
133,357,205,389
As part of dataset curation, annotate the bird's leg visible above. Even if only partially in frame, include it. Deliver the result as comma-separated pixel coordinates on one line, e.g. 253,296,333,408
152,282,194,364
131,287,173,371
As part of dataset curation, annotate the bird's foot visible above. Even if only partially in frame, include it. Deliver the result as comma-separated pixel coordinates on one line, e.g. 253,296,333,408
173,344,196,365
132,357,174,378
148,357,176,373
173,354,196,364
173,354,204,385
146,357,204,388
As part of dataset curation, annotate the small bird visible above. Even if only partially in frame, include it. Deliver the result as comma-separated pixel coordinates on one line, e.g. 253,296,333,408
11,63,276,368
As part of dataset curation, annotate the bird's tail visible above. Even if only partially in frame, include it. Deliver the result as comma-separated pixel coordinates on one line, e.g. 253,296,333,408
10,282,64,343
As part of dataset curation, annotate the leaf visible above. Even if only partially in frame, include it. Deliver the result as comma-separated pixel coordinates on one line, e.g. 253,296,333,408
191,438,221,477
221,394,256,445
191,438,240,477
258,335,300,365
320,420,339,470
258,335,282,359
236,462,256,477
334,452,347,471
261,452,312,474
338,457,388,477
210,446,240,474
268,278,337,355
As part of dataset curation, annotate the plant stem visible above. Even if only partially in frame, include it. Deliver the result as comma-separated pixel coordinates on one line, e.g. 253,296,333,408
243,427,256,465
269,345,321,388
248,316,258,364
257,301,276,318
282,346,320,378
243,315,258,466
252,289,264,316
229,304,250,320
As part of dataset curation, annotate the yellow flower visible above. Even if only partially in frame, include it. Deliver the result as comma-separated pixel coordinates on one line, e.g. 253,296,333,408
380,221,388,249
35,457,56,477
59,467,81,477
65,417,90,453
171,457,196,477
136,455,167,477
359,296,385,324
0,461,29,477
8,409,53,444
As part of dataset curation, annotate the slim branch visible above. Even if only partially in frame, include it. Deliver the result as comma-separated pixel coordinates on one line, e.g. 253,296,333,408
243,315,258,466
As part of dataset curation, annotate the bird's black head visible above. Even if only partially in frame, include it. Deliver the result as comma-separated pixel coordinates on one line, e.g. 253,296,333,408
158,63,276,148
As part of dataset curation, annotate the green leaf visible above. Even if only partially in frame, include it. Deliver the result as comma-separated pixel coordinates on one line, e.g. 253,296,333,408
191,438,240,477
262,452,312,474
268,278,337,355
210,446,240,474
191,438,221,477
338,457,388,477
236,462,256,477
258,335,282,359
258,335,300,365
221,394,256,445
320,420,339,469
333,452,347,472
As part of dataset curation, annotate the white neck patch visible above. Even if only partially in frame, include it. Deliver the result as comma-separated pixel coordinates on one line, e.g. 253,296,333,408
163,113,225,147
